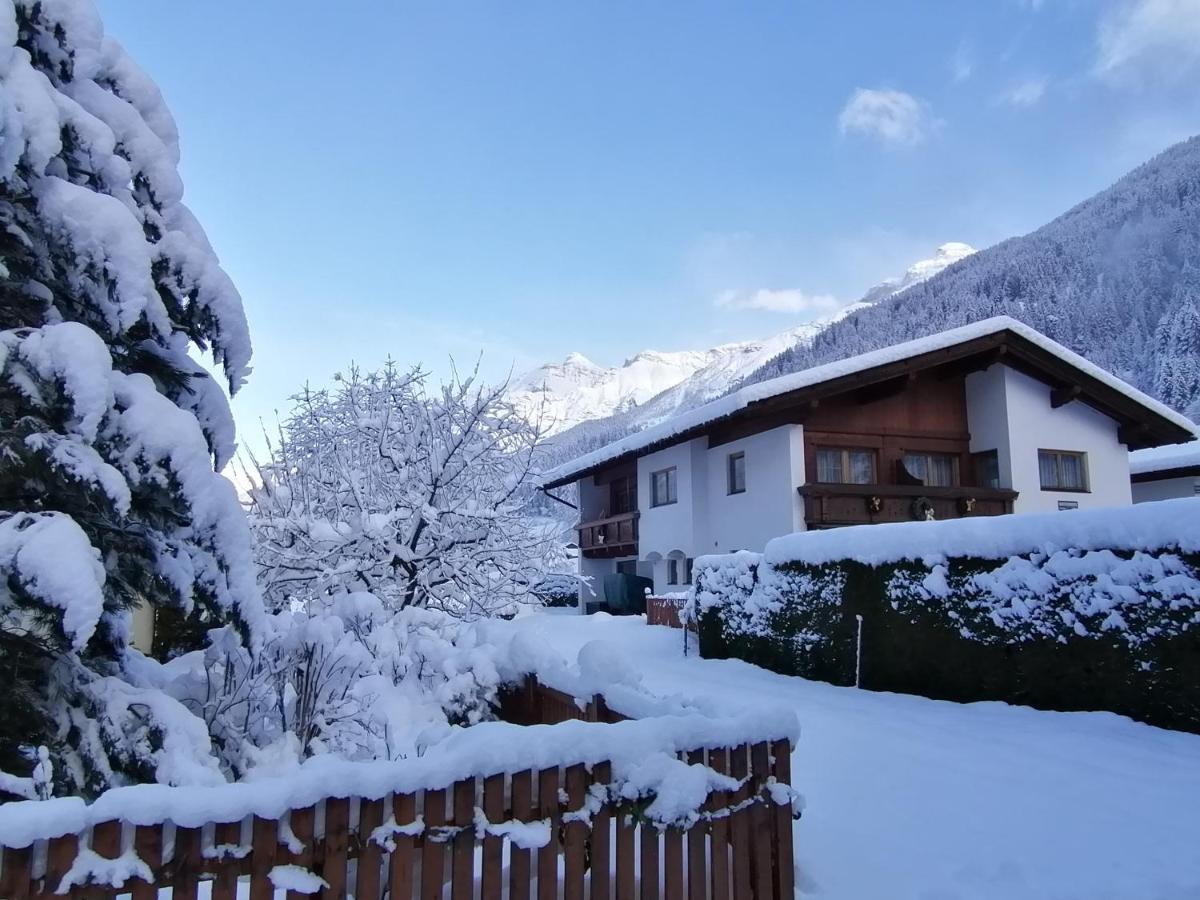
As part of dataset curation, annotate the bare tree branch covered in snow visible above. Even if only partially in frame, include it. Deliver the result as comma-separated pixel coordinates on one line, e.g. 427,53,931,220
169,598,505,775
247,362,567,618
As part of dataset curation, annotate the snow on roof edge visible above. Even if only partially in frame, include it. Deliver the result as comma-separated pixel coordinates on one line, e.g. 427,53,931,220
541,316,1197,487
1130,441,1200,475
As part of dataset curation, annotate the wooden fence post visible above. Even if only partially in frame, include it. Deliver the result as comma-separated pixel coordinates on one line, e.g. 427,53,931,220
537,767,560,900
356,797,386,900
590,761,613,900
771,739,795,900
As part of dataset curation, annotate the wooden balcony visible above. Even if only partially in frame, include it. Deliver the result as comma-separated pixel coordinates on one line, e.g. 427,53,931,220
798,482,1018,529
578,511,639,558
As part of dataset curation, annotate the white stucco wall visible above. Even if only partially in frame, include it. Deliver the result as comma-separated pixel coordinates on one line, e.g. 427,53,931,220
704,424,806,556
1132,476,1200,503
637,438,705,560
965,365,1014,488
966,364,1132,513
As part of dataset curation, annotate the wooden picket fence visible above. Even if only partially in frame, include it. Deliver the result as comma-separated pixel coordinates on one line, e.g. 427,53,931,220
0,680,796,899
646,596,688,630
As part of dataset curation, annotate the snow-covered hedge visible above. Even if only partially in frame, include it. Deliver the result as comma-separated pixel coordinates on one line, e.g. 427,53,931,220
693,499,1200,731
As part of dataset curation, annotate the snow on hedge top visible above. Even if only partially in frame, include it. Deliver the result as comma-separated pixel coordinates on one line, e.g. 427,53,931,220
1130,441,1200,476
540,316,1195,486
759,497,1200,568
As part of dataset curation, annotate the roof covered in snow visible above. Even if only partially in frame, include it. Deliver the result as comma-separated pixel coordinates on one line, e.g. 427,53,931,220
1130,442,1200,477
541,316,1198,489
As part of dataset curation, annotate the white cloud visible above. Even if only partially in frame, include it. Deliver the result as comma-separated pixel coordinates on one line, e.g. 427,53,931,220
951,42,974,83
998,76,1048,107
715,288,843,315
1095,0,1200,82
838,88,933,147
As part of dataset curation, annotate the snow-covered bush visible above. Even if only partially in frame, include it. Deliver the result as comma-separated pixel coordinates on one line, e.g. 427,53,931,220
247,362,566,618
0,0,260,798
157,595,503,778
695,500,1200,731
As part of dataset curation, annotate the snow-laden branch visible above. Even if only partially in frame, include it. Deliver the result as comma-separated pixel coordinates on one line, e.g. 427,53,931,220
246,361,570,618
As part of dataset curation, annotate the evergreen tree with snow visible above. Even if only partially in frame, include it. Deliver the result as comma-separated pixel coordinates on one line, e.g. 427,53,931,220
1153,296,1200,420
742,136,1200,419
0,0,260,798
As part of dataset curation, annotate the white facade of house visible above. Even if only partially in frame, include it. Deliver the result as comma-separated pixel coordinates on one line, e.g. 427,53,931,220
1129,441,1200,503
577,425,808,597
578,362,1150,599
555,319,1198,608
965,364,1133,513
1133,476,1200,502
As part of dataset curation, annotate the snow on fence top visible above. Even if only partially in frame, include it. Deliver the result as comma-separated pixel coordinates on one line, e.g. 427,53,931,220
481,624,746,722
0,631,799,849
1130,441,1200,475
0,712,791,849
540,316,1197,487
760,497,1200,568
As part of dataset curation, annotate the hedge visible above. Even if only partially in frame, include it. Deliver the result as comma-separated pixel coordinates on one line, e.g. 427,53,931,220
692,503,1200,732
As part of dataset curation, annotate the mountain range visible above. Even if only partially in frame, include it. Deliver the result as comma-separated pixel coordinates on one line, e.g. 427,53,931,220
510,241,976,436
519,135,1200,483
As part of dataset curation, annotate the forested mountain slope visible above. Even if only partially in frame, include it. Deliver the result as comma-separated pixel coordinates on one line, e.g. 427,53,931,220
747,136,1200,420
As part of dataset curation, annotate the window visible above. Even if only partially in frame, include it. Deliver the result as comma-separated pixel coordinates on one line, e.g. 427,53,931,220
616,560,638,576
1057,500,1079,511
815,447,876,484
903,452,958,487
609,475,636,515
1038,450,1088,491
651,467,677,506
684,558,694,585
727,451,746,495
667,558,680,585
973,450,1000,489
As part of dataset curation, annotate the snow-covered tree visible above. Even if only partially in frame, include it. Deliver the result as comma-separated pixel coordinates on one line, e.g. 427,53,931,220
0,0,260,798
248,362,566,618
165,596,503,776
1153,296,1200,420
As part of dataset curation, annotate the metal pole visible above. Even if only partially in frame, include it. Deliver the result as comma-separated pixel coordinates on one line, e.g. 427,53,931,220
855,614,864,688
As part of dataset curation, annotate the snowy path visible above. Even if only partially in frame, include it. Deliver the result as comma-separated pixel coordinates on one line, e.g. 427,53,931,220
503,613,1200,900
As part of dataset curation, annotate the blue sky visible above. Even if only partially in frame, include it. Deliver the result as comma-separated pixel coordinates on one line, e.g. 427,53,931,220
97,0,1200,447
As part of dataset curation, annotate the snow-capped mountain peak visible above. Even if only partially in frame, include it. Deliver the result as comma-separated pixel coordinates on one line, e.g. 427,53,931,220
561,351,598,368
860,242,976,304
510,244,974,435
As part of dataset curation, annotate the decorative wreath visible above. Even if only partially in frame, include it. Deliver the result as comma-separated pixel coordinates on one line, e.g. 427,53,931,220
866,495,883,514
910,496,936,521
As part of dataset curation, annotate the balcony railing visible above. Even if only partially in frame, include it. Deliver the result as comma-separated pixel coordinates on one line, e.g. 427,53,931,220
578,511,639,558
798,482,1018,528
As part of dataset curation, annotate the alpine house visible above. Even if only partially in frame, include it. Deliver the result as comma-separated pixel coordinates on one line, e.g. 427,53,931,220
539,317,1198,601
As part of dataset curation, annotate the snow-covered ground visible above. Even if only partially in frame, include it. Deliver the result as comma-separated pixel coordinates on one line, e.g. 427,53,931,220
504,612,1200,900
